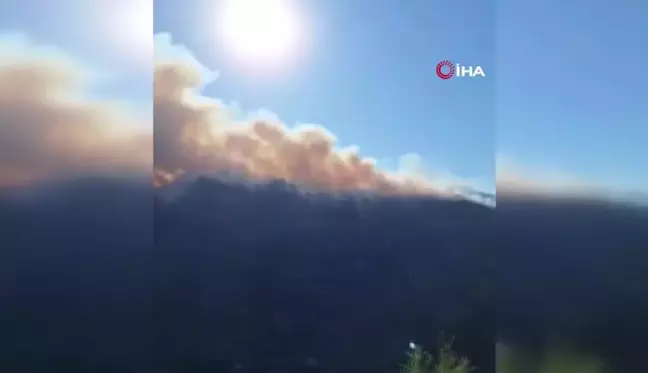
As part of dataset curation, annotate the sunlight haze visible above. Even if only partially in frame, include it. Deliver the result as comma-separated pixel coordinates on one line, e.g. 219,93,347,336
216,0,305,71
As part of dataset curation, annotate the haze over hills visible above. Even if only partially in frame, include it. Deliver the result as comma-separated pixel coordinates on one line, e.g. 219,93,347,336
1,32,498,373
3,30,647,373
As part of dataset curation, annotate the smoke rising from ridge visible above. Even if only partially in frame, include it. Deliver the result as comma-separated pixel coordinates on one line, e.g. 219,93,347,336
153,36,456,196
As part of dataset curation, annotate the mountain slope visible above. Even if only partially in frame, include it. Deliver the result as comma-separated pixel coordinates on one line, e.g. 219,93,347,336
155,176,494,373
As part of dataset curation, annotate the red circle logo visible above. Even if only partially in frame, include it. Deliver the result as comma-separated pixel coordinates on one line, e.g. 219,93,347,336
436,60,455,79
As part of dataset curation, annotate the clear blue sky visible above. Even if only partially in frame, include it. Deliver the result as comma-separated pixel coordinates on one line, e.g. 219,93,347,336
154,0,496,193
497,0,648,191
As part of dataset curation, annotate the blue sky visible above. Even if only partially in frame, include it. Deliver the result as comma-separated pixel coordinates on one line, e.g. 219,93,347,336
497,0,647,191
154,0,496,193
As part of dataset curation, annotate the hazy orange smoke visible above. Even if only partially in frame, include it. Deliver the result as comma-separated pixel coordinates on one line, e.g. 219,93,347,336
153,61,445,196
0,40,151,187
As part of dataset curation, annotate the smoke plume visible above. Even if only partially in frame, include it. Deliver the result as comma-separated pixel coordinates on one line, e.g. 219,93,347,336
0,35,151,187
153,38,452,196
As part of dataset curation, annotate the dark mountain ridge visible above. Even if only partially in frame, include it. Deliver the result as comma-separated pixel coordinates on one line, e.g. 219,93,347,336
155,176,494,373
1,176,494,373
4,176,646,372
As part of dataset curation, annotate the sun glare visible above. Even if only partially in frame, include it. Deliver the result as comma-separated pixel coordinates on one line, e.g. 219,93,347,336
217,0,303,68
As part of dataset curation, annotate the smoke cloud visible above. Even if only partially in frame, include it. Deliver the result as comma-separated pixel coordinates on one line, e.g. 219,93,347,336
153,36,456,196
0,35,151,187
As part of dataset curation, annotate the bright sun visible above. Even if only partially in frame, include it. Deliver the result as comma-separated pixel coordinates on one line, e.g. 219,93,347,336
217,0,303,67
